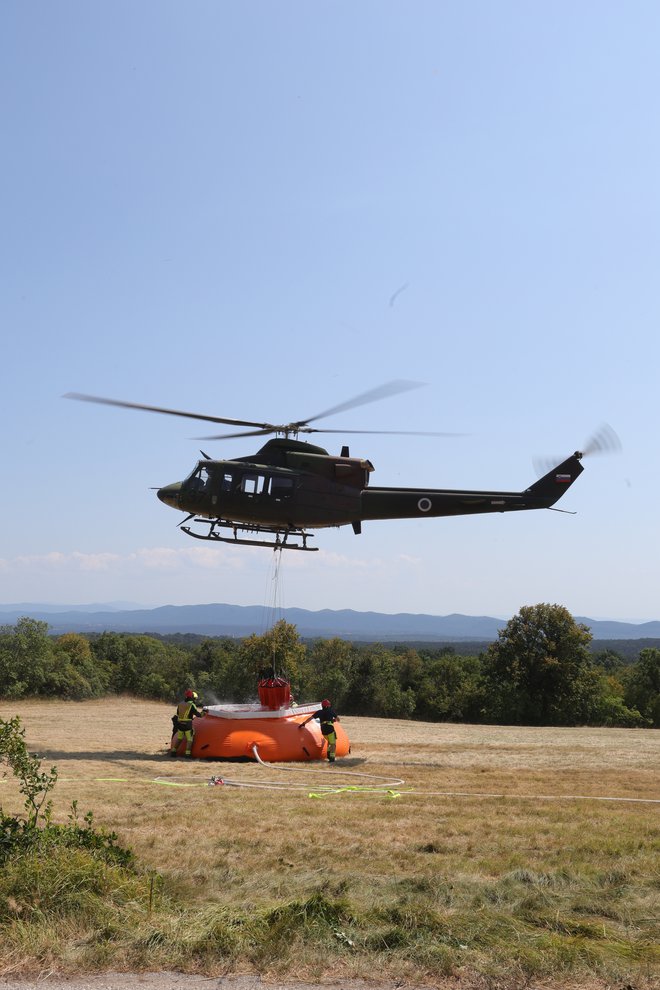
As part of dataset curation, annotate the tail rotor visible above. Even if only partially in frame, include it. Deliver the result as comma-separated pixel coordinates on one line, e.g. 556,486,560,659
533,424,621,478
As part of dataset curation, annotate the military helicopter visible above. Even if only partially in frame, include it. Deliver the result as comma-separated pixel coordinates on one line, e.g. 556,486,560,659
65,382,615,552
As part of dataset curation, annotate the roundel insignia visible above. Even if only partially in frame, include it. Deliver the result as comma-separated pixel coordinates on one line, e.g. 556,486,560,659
417,497,432,512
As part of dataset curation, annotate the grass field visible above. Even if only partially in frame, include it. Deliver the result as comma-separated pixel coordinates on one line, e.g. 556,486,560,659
0,698,658,988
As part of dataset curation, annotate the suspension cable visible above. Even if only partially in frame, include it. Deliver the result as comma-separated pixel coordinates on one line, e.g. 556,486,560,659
261,545,286,636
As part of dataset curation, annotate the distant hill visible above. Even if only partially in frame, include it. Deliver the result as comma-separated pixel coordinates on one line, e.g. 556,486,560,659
1,602,659,642
0,601,141,614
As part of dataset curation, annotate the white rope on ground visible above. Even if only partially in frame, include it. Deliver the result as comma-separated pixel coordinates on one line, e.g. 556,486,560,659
45,756,660,803
250,742,404,787
153,755,405,792
396,788,660,804
46,773,660,802
43,759,405,791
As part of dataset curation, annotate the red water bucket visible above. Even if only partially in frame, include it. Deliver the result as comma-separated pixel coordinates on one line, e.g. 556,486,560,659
257,677,291,709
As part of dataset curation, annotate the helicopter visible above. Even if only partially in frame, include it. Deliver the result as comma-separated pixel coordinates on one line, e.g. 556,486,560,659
65,382,615,552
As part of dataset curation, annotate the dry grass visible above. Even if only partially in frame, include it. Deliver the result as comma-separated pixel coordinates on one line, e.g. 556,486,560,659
1,698,658,988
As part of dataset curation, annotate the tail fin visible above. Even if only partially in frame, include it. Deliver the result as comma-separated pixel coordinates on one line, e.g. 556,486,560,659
525,452,584,506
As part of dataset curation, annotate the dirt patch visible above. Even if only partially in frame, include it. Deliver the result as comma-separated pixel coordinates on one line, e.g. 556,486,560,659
0,978,445,990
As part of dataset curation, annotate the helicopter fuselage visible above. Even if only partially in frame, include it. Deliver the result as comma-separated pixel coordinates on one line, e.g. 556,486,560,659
157,437,584,545
158,439,371,529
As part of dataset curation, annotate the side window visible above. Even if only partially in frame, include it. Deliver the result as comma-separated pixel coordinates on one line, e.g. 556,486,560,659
222,473,233,492
241,474,275,496
272,476,294,500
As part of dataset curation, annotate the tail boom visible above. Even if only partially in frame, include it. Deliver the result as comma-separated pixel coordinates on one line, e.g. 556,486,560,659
360,453,583,522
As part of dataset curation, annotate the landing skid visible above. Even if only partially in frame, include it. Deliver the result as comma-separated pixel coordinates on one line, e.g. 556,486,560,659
180,517,318,551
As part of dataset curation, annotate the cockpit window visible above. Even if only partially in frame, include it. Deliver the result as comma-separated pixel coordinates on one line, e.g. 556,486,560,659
186,465,212,492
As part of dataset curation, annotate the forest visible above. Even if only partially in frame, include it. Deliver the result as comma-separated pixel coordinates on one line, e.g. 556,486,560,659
1,604,658,728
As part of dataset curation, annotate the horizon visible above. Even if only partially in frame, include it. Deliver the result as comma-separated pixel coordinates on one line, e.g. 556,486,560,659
1,599,658,627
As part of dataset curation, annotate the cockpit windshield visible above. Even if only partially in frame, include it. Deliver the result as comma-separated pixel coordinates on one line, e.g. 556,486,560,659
185,464,212,492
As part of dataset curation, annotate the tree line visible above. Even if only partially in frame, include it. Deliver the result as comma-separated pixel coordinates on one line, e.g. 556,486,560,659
0,605,658,727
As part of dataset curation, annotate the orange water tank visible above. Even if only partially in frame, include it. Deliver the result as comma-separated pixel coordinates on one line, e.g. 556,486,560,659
170,702,350,762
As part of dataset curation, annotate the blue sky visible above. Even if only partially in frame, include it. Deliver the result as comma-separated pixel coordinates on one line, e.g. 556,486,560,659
2,2,659,620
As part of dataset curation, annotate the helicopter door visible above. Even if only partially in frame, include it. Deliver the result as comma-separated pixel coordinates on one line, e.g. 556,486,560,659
241,474,271,497
240,473,293,500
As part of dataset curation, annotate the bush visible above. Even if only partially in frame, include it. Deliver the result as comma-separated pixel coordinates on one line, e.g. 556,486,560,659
0,717,134,869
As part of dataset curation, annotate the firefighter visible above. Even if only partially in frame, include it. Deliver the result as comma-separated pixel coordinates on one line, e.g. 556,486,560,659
169,689,206,757
299,698,340,762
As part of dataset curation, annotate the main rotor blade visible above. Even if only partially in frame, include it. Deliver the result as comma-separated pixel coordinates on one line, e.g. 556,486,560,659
292,379,425,429
196,428,281,441
305,428,465,437
64,393,273,431
65,380,438,440
197,427,463,441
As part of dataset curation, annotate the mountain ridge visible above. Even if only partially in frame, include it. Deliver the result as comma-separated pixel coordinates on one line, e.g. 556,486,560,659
2,603,659,641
